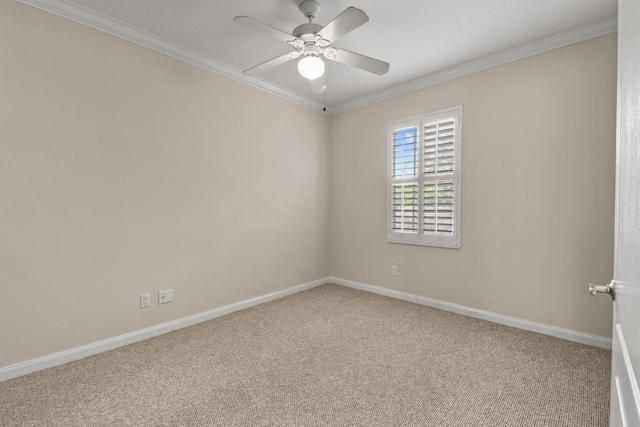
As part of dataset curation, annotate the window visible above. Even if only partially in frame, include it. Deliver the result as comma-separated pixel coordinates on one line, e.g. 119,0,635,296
388,107,461,248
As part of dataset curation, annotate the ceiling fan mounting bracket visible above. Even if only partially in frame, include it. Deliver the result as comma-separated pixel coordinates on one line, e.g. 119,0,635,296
314,35,331,48
322,47,337,60
299,0,321,21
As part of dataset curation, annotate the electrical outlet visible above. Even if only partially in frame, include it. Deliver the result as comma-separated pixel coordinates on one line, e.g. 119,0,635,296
391,266,398,276
159,289,173,304
140,293,151,308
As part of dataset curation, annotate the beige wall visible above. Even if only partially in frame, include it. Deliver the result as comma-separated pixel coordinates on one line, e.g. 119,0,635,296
0,0,617,371
330,34,617,338
0,1,330,368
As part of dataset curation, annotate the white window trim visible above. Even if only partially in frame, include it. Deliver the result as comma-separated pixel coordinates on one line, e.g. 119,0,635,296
387,106,462,249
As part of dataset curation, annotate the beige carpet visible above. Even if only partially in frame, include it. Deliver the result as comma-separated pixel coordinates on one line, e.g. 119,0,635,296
0,284,611,426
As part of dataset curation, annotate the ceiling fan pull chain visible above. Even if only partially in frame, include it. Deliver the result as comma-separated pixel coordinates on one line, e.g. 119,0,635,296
323,86,327,112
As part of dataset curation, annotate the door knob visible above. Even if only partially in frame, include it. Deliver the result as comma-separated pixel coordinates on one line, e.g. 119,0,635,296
588,280,616,301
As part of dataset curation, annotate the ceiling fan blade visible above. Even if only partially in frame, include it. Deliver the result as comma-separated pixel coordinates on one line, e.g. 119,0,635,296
317,7,369,42
242,52,297,76
234,16,295,44
312,76,327,94
330,49,389,76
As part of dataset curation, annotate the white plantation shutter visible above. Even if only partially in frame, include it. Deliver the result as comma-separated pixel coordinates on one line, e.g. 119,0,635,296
388,107,461,248
389,121,420,243
423,180,455,234
424,118,455,176
422,114,457,240
393,126,418,179
392,183,419,232
392,125,419,234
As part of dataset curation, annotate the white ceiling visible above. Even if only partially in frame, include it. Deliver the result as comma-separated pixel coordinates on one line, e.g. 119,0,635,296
19,0,617,114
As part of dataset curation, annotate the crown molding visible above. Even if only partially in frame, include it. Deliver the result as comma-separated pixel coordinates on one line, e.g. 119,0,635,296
329,17,618,114
17,0,616,115
16,0,324,112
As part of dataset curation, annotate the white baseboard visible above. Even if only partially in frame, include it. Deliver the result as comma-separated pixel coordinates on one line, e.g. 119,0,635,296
0,277,330,383
330,276,612,350
1,276,610,383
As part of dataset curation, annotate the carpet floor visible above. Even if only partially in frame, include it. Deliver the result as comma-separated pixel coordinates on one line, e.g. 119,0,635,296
0,284,611,426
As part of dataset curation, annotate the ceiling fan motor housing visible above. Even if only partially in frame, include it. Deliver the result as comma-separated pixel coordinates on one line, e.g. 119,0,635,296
292,21,324,58
293,23,323,40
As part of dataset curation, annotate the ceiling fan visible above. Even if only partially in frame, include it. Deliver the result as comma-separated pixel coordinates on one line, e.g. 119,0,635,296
234,0,389,94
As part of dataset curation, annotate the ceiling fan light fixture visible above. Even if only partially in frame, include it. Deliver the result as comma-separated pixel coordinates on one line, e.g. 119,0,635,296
298,55,325,80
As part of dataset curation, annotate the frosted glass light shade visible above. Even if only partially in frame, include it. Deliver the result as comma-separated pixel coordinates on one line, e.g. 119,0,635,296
298,56,325,80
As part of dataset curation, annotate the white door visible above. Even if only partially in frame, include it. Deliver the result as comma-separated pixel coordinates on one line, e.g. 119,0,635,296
608,0,640,425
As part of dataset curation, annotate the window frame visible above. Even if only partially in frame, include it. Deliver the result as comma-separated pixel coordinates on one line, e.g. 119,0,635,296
387,106,462,249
